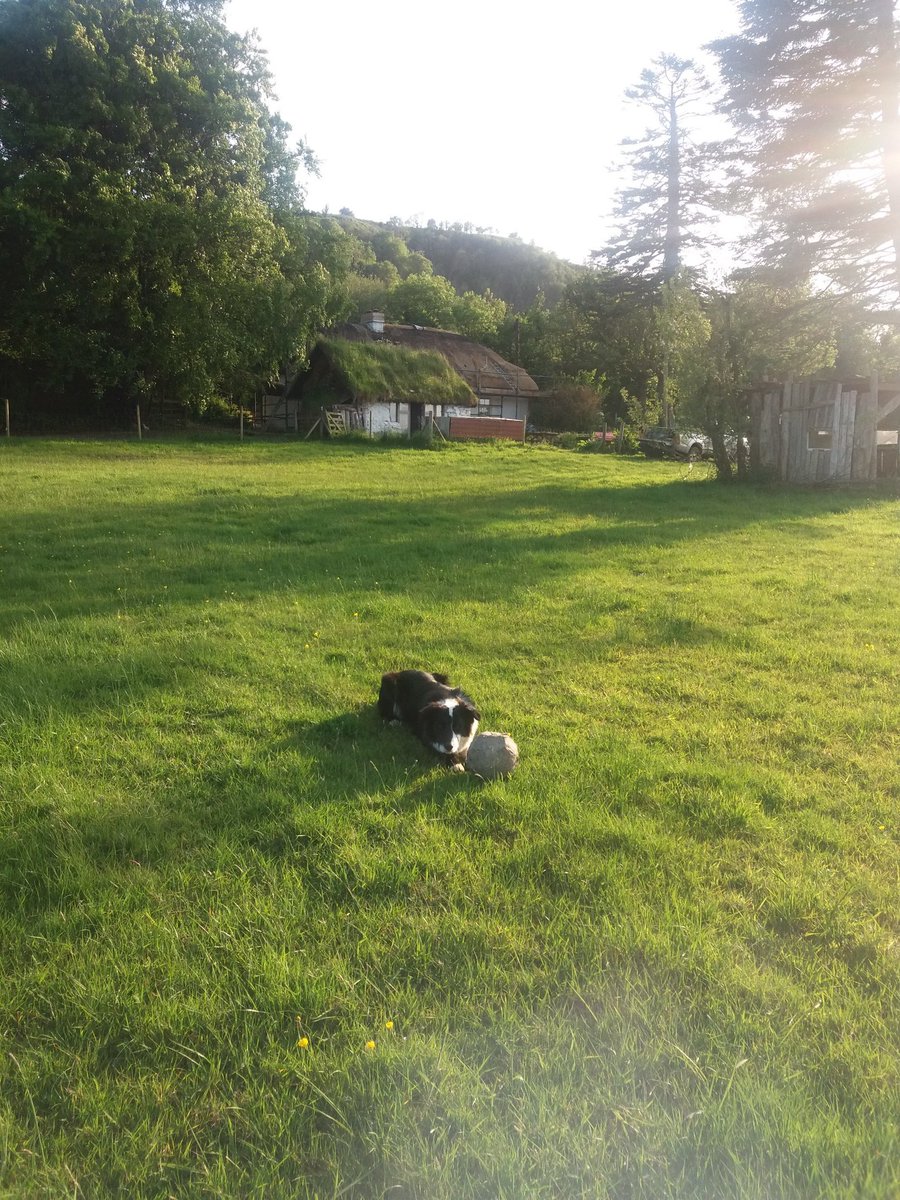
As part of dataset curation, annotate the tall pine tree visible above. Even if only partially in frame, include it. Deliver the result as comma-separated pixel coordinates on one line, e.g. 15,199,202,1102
712,0,900,307
602,55,714,282
599,56,716,424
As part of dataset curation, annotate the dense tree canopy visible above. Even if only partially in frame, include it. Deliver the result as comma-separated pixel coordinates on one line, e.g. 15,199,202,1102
0,0,348,421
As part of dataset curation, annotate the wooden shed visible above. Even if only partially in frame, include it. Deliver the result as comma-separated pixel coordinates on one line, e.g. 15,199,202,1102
749,375,900,484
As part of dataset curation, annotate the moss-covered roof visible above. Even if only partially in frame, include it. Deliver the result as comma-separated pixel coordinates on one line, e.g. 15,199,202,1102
312,338,477,405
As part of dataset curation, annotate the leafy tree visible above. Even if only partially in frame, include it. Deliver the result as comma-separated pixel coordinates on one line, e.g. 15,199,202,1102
712,0,900,306
495,274,652,419
361,261,403,288
0,0,341,420
371,232,412,273
279,213,356,361
385,272,458,328
529,382,604,433
451,290,507,345
677,276,838,477
834,319,900,375
499,293,559,382
720,277,838,383
347,272,393,317
535,269,703,427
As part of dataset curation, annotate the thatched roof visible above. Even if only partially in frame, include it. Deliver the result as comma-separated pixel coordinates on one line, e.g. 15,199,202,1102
290,337,477,406
324,322,539,398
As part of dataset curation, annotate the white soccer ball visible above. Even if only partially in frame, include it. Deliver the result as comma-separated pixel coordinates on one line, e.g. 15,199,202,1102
465,732,519,779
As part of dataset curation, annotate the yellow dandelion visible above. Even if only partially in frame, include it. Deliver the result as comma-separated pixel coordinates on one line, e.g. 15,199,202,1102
365,1039,376,1050
297,1036,309,1049
384,1020,394,1031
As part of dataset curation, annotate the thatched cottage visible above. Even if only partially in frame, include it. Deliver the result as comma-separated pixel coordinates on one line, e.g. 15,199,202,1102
281,313,539,437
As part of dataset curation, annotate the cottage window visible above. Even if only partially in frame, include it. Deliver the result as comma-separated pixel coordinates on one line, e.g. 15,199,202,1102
808,428,833,450
477,400,503,417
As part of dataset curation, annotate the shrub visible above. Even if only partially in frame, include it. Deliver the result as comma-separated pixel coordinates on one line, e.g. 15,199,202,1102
529,383,603,433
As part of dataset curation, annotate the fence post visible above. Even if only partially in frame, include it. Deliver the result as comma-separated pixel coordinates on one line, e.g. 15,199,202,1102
4,398,9,438
240,406,244,441
136,404,142,439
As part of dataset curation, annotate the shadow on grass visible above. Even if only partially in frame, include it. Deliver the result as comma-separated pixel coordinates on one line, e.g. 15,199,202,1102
1,465,882,635
0,699,488,916
0,449,888,913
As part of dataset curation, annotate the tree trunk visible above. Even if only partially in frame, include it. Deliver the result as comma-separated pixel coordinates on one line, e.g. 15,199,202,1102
710,429,733,481
658,351,670,426
663,88,681,282
875,0,900,298
658,87,680,426
736,432,749,480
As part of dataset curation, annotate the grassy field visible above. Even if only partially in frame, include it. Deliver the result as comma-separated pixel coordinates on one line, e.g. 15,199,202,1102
0,436,897,1199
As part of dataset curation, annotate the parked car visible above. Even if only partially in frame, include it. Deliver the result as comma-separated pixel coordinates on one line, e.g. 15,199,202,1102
638,426,712,461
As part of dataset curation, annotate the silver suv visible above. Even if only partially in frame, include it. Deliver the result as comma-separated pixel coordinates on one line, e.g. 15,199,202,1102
639,426,711,462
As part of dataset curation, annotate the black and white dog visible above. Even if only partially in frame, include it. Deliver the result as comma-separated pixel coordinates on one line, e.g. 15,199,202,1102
378,670,480,770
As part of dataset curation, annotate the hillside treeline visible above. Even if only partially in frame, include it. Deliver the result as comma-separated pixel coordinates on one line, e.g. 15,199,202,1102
2,0,899,441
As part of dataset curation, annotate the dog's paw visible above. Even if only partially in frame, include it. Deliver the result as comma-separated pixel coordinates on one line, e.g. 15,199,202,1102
450,761,465,773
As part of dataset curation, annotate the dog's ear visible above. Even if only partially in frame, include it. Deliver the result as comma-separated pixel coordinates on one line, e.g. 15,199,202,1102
378,672,398,701
460,699,481,722
432,673,450,685
377,673,399,720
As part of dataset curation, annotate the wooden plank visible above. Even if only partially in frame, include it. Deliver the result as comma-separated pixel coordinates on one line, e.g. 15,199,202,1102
759,391,779,469
749,393,762,470
816,430,831,483
851,372,878,481
794,409,812,482
819,399,835,483
779,382,793,480
876,391,900,423
834,386,855,481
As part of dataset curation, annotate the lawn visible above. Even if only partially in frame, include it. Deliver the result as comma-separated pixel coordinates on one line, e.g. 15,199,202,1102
0,436,897,1199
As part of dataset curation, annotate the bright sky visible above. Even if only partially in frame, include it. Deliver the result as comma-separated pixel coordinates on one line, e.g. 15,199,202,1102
224,0,740,266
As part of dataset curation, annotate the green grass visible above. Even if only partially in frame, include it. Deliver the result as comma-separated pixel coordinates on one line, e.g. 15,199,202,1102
0,436,897,1199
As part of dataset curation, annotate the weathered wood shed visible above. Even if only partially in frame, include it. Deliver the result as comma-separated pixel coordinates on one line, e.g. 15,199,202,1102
749,375,900,484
